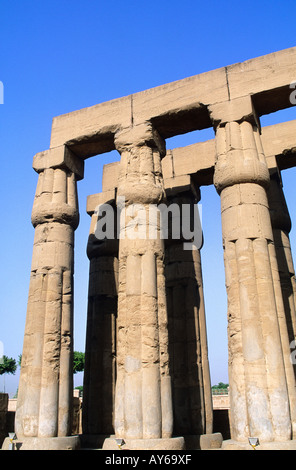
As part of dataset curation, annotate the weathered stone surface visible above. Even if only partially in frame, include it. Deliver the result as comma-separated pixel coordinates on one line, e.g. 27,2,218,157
267,172,296,437
222,439,296,451
16,160,79,441
49,47,296,154
165,190,212,437
50,95,132,154
33,146,84,180
1,435,80,450
213,103,292,443
199,432,223,450
226,47,296,112
82,198,118,437
99,119,296,192
102,436,185,450
18,47,296,450
113,123,173,441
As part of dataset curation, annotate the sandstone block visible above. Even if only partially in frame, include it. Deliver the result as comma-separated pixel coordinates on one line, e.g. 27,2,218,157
132,67,228,132
227,47,296,106
33,146,84,180
102,436,185,450
209,96,257,127
50,95,132,152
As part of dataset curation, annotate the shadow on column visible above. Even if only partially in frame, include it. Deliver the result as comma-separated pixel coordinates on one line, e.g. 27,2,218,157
164,192,214,448
81,233,118,449
268,173,296,381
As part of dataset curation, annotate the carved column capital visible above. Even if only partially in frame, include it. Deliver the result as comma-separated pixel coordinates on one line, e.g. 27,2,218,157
86,191,118,259
213,119,270,194
114,122,166,157
31,167,79,228
115,123,166,207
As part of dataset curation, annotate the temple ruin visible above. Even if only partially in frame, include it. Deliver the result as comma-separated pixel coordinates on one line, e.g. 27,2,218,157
5,46,296,450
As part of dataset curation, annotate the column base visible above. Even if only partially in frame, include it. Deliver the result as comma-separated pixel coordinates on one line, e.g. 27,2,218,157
102,435,185,450
222,439,296,450
1,435,80,451
183,433,223,450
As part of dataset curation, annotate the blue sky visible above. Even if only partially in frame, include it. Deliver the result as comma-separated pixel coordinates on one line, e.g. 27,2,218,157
0,0,295,396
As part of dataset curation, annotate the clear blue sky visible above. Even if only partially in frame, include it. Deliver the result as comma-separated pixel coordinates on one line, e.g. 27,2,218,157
0,0,295,396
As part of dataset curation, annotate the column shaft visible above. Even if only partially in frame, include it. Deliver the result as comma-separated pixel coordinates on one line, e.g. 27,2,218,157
165,192,213,436
15,165,79,438
268,172,296,436
114,123,173,440
214,119,291,442
82,197,118,437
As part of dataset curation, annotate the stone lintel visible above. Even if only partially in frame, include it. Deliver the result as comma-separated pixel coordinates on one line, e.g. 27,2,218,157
164,174,200,200
171,120,296,180
100,120,296,192
48,47,296,155
208,95,260,129
266,156,283,182
86,189,116,215
33,145,84,180
50,95,132,152
102,161,120,192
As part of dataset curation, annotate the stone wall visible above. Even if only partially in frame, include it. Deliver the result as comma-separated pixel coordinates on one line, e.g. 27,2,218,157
212,394,230,410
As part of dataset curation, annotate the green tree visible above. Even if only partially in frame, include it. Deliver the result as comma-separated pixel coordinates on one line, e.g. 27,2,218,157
17,354,22,367
0,355,17,393
0,356,17,376
212,382,229,390
73,351,85,374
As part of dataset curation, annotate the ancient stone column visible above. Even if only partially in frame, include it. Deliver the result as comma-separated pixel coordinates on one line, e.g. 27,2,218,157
15,146,83,449
164,187,213,440
267,169,296,436
103,123,184,450
211,97,292,445
82,192,118,445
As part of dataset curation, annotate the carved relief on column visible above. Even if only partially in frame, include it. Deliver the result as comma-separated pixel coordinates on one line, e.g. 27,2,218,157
82,192,118,438
113,123,174,441
211,97,291,443
15,146,83,439
164,185,213,437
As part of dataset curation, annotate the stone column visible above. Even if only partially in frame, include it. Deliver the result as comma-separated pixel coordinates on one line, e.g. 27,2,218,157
103,123,184,450
267,168,296,436
211,97,292,446
164,186,213,441
15,146,83,450
82,192,118,446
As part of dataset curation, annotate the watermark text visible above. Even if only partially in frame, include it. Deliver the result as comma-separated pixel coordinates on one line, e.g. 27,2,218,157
94,197,203,251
